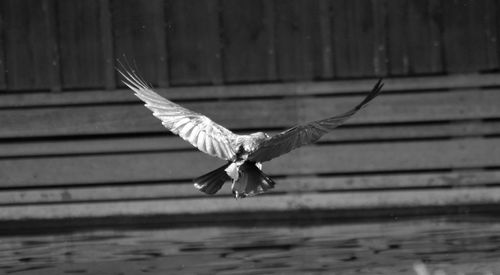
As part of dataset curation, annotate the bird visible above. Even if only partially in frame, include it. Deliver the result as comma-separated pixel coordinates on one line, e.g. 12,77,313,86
117,64,383,199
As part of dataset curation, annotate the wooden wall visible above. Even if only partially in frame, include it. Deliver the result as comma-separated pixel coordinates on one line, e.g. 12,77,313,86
0,0,500,223
0,0,499,90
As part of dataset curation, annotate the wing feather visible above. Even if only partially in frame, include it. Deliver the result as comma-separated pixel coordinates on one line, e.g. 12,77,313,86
118,65,238,161
206,136,215,155
197,131,207,152
212,139,222,157
178,121,195,138
188,125,201,143
249,79,383,162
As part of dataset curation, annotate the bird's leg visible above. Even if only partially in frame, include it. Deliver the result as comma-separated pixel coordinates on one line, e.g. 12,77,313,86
224,162,240,181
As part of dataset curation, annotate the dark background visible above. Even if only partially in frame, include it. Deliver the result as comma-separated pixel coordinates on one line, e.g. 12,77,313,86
0,0,498,90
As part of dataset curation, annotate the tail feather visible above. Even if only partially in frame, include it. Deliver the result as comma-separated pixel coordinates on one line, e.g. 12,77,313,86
232,162,276,198
193,163,231,195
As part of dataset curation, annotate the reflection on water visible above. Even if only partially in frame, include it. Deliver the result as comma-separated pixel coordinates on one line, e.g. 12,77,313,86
0,216,499,274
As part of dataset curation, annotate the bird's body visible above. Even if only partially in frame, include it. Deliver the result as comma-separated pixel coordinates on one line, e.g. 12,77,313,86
235,132,270,154
225,133,269,177
118,64,383,198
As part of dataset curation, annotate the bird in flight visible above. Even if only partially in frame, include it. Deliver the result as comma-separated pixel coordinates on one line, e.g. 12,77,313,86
118,65,383,199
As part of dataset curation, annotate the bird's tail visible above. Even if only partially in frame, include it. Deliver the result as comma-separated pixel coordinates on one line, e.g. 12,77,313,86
193,163,231,195
231,162,276,199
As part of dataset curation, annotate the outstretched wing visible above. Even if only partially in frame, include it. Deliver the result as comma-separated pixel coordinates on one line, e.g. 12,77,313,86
118,66,238,161
248,79,383,163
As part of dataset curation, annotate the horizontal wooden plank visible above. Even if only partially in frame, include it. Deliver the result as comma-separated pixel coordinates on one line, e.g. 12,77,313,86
1,187,500,220
1,170,499,205
1,73,500,108
1,90,499,138
1,121,499,157
0,138,499,187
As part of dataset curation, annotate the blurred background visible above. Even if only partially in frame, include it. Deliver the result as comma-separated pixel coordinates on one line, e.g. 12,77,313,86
2,0,500,274
0,0,500,226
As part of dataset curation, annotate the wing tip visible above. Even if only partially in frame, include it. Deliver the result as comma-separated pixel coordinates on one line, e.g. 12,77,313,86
115,57,152,92
355,78,384,110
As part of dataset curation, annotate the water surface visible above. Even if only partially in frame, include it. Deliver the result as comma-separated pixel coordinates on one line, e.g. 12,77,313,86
1,216,499,274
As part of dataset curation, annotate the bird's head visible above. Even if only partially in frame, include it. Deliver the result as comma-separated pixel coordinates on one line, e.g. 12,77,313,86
250,132,270,140
238,132,270,152
236,132,271,153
